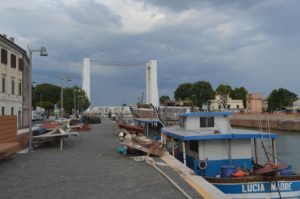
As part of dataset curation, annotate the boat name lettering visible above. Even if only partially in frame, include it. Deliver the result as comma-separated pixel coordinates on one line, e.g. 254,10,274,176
271,182,292,191
242,183,265,193
242,183,292,193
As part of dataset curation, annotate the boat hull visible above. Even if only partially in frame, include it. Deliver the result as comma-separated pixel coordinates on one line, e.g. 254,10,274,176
206,176,300,199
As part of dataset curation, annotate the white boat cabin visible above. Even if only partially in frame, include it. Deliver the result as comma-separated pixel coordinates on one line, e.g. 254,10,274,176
161,112,278,177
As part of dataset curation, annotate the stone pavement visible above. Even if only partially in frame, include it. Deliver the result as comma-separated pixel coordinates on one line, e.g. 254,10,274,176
0,119,202,199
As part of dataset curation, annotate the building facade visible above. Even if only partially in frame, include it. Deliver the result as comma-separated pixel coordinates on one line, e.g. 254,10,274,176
246,93,263,113
209,95,244,111
0,34,30,128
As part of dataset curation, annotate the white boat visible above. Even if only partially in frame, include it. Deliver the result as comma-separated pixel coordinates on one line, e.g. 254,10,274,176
161,112,300,199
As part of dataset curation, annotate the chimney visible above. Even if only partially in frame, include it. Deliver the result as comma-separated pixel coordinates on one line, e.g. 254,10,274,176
9,37,14,43
3,34,7,38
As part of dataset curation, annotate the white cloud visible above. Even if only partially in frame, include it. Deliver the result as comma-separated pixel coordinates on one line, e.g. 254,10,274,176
97,0,166,33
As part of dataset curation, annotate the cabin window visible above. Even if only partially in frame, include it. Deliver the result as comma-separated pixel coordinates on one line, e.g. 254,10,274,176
179,117,185,128
190,141,198,152
200,117,214,127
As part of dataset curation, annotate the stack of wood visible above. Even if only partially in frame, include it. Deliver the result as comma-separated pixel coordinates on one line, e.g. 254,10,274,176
117,122,165,157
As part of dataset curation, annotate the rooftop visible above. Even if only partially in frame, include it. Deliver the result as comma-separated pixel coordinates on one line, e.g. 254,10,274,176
162,126,278,141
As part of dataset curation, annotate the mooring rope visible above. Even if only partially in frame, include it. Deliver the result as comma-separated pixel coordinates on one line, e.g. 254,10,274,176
132,156,193,199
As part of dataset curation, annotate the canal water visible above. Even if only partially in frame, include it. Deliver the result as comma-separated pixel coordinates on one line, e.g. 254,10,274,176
275,130,300,172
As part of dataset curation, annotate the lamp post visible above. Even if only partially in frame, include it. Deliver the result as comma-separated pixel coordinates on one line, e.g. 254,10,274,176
74,89,76,116
28,46,48,151
60,76,71,123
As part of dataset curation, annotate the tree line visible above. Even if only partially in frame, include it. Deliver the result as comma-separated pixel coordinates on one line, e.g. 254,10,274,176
159,81,298,112
32,83,90,114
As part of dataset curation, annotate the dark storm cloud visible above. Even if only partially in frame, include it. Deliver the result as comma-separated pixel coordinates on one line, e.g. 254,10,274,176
1,0,300,105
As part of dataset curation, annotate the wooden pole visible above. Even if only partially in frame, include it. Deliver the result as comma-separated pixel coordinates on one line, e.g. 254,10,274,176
146,123,149,137
254,139,258,164
172,138,175,157
182,141,186,165
272,139,277,164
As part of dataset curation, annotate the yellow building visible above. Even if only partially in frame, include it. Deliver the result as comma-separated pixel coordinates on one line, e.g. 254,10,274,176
209,95,244,111
0,34,30,128
246,93,263,113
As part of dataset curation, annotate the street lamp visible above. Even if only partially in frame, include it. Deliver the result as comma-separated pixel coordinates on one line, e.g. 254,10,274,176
73,89,79,117
28,46,48,151
60,76,71,123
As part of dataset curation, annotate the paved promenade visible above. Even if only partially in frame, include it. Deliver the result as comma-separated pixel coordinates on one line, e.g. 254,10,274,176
0,119,202,199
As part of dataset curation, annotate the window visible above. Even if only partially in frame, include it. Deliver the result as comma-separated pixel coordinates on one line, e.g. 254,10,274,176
1,107,4,115
190,141,198,152
2,77,5,93
227,104,231,109
18,82,22,95
18,58,23,71
11,79,14,95
11,107,14,115
10,54,16,68
1,49,7,64
237,105,240,109
200,117,214,127
179,117,186,128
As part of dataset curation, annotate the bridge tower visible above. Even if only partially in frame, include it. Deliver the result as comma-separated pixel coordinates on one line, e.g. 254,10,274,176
146,60,159,107
82,58,91,101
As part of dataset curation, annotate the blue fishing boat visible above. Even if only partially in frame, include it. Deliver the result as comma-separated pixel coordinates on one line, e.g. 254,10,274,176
161,112,300,199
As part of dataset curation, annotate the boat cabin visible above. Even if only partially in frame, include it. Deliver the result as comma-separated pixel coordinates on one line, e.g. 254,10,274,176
161,112,278,177
135,118,162,141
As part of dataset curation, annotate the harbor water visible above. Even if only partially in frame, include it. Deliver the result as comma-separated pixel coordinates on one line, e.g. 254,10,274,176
276,130,300,172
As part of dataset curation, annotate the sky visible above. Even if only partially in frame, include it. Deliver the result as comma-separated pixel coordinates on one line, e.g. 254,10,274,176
1,0,300,106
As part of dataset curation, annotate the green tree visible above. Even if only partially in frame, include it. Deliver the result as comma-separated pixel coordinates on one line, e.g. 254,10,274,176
159,95,170,105
174,81,214,108
267,88,297,112
230,87,248,108
63,86,90,114
37,101,54,110
174,83,192,101
32,83,60,110
190,81,214,108
216,84,232,95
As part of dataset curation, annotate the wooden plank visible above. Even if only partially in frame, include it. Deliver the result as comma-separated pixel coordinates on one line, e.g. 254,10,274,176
0,116,19,159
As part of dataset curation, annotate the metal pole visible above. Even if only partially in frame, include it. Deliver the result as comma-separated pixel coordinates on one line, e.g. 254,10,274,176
60,78,63,123
27,46,47,151
28,50,33,151
74,89,76,116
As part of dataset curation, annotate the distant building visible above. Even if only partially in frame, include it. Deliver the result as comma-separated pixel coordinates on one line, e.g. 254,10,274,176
292,99,300,112
0,34,30,128
91,106,132,118
262,97,268,112
209,95,244,111
246,93,262,113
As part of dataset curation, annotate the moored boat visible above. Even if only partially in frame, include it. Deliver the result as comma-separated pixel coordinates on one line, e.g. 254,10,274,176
161,112,300,199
